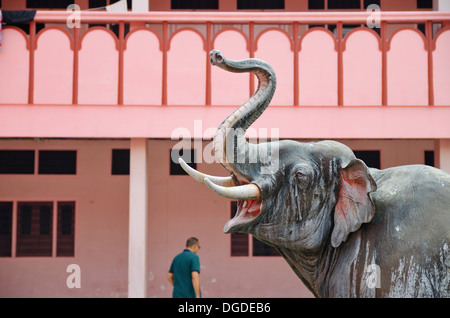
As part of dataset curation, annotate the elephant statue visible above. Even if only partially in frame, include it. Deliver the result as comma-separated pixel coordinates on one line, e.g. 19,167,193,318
179,50,450,298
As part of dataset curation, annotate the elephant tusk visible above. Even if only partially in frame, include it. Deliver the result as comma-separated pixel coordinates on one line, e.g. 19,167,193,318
178,158,236,187
204,178,261,201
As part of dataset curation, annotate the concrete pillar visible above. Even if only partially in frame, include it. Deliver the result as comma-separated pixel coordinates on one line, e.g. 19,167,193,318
128,138,148,298
435,139,450,173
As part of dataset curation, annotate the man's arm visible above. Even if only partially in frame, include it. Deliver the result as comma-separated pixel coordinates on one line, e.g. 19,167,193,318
191,271,200,298
167,272,174,286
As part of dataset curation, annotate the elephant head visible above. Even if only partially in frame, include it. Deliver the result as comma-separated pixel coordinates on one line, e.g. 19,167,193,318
180,50,377,277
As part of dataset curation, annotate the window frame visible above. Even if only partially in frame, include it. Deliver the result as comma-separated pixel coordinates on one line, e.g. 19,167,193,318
0,200,76,258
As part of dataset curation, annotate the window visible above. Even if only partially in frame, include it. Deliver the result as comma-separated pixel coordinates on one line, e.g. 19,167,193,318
38,150,77,175
1,201,75,257
89,0,132,10
171,0,218,9
309,0,324,9
89,0,107,8
425,150,434,167
364,0,380,9
0,150,35,174
0,150,77,175
353,150,381,169
328,0,360,9
16,202,53,257
0,202,12,257
309,0,381,10
237,0,284,10
27,0,72,8
112,149,130,175
57,202,75,257
170,149,196,175
417,0,432,9
230,201,279,257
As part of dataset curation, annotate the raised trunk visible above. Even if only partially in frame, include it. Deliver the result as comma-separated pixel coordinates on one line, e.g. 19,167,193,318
210,50,277,184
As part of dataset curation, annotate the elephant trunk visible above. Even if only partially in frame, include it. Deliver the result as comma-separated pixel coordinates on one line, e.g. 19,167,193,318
209,49,277,184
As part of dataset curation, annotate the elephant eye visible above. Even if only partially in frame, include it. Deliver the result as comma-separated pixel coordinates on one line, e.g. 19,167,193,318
296,172,310,186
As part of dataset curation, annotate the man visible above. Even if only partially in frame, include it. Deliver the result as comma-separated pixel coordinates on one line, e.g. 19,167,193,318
168,237,201,298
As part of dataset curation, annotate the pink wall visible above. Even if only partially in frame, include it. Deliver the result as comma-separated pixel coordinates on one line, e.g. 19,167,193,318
0,29,29,104
34,28,73,104
0,139,130,297
433,28,450,106
78,28,119,105
167,30,206,105
299,29,337,106
387,29,428,106
124,29,162,105
343,28,382,106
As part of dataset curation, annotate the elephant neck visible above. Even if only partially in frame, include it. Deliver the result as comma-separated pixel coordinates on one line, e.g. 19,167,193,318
278,238,345,298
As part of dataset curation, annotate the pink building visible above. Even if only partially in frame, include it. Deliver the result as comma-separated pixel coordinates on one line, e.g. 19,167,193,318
0,0,449,298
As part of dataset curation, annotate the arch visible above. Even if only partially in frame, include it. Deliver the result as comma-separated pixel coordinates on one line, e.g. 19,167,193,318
0,27,30,104
432,28,450,106
342,27,382,51
212,27,248,49
34,27,73,104
79,26,119,50
167,27,206,51
167,29,206,105
124,27,162,51
255,29,294,106
124,29,162,105
35,26,74,50
386,27,428,51
299,27,338,51
343,28,382,106
211,29,249,105
299,28,338,106
387,28,428,106
78,27,119,105
254,27,294,52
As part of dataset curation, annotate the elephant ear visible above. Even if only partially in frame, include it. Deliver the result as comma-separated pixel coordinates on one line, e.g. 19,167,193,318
331,159,377,248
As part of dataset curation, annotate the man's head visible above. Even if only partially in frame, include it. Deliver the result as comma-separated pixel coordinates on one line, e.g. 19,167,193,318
186,237,200,254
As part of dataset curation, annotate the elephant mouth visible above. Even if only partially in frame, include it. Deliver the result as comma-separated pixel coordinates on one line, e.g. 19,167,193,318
224,199,263,233
177,157,263,233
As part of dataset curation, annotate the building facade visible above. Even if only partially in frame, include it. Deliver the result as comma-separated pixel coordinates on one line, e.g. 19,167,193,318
0,0,449,297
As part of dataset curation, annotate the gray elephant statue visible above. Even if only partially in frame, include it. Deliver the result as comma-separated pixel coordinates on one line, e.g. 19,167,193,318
179,50,450,298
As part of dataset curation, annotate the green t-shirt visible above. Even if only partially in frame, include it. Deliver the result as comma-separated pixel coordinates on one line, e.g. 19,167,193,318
169,249,201,298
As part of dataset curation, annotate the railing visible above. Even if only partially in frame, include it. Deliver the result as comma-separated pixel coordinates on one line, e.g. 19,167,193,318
1,10,450,107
